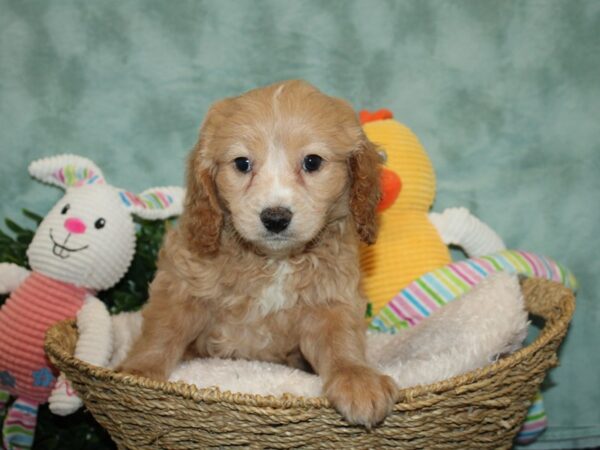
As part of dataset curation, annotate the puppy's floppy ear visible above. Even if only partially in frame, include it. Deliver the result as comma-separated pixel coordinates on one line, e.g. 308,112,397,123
348,136,382,245
180,101,233,254
181,147,222,254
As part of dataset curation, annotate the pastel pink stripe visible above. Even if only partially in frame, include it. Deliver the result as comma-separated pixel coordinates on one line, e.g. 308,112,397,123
155,191,170,206
519,251,544,278
460,260,486,284
4,411,36,427
406,284,440,313
449,262,479,286
56,169,65,184
387,298,419,326
473,257,496,273
126,192,144,207
548,258,562,282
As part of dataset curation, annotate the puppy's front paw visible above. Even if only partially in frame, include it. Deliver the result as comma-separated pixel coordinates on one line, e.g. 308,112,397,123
324,366,398,428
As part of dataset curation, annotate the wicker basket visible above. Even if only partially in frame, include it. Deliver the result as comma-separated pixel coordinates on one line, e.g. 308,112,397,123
45,278,574,449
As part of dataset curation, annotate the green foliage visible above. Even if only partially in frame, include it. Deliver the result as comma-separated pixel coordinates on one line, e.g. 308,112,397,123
99,217,169,314
0,210,170,449
32,406,116,450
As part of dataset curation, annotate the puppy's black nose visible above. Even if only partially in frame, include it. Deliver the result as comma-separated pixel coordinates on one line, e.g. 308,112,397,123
260,207,293,233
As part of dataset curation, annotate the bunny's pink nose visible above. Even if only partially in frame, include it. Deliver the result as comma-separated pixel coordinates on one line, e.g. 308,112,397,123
64,217,86,234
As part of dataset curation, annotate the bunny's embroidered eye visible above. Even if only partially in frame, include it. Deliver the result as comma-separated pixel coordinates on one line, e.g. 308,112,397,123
61,204,70,215
94,218,106,229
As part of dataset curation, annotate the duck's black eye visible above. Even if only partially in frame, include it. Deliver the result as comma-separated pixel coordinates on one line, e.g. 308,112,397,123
61,204,70,215
234,157,252,173
302,154,323,172
94,218,106,229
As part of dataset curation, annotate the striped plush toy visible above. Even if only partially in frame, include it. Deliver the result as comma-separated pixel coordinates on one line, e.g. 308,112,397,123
359,111,577,444
359,110,505,317
370,250,577,444
0,155,183,450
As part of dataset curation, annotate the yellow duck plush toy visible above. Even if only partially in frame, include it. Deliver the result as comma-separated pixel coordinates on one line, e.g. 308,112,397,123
359,110,573,444
359,109,505,316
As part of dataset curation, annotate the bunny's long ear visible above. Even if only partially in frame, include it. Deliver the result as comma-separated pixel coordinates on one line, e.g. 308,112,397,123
28,154,105,189
118,186,185,220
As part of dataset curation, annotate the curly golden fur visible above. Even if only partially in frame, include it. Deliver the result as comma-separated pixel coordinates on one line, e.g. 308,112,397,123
119,80,398,427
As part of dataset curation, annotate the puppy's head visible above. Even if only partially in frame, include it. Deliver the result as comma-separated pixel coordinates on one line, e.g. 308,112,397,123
182,80,381,255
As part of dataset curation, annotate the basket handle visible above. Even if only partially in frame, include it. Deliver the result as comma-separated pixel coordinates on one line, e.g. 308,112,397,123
521,277,575,325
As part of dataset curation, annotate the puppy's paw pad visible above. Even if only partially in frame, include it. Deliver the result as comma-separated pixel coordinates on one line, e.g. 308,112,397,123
325,366,398,427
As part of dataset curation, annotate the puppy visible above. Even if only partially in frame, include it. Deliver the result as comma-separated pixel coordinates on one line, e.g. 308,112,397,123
119,80,398,426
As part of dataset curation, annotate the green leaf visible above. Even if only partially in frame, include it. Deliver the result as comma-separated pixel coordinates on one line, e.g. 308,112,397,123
22,208,44,225
4,218,26,234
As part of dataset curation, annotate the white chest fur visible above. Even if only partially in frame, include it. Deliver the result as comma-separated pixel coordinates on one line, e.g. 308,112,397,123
257,261,294,316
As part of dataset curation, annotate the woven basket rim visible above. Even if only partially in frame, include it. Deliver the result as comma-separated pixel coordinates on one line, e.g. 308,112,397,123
45,277,575,412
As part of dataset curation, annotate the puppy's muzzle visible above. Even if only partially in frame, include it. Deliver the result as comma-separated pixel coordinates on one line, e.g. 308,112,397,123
260,207,293,234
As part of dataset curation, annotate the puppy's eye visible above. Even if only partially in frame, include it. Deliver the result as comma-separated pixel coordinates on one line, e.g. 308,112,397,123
234,157,252,173
302,154,323,173
94,218,106,229
61,204,70,215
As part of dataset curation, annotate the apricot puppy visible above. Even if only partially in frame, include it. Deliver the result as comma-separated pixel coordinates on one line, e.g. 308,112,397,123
119,80,398,426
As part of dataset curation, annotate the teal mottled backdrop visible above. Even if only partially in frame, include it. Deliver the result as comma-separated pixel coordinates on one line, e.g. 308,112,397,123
1,1,598,448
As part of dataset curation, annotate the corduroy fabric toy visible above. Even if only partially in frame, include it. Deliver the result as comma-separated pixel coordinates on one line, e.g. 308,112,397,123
359,111,576,444
359,110,505,317
0,154,184,450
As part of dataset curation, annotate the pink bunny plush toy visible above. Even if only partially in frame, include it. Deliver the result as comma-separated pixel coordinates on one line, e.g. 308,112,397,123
0,155,183,449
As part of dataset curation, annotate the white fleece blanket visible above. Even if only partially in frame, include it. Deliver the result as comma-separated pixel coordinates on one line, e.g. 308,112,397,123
111,272,528,397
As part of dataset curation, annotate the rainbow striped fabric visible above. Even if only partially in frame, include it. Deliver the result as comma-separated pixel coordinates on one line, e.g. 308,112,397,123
52,164,104,187
119,190,175,210
370,249,577,444
517,392,548,444
371,249,577,333
2,397,37,450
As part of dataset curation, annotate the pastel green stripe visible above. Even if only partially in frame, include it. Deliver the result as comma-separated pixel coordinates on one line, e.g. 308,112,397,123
381,307,407,329
526,411,547,422
65,165,76,185
504,251,531,275
482,255,503,271
382,307,408,329
438,266,470,293
378,308,395,328
499,250,521,272
150,193,163,207
396,320,409,329
416,278,446,307
568,271,578,289
3,425,34,435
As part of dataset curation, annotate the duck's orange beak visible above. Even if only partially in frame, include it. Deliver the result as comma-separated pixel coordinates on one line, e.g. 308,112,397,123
377,167,401,212
360,108,394,124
